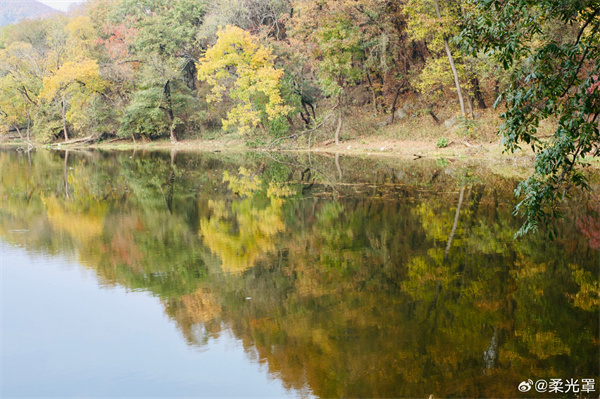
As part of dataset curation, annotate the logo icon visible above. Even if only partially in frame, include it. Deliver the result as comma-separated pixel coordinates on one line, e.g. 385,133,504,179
519,380,534,392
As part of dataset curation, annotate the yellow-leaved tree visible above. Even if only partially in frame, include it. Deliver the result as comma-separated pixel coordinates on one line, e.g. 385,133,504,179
38,15,106,142
196,25,290,135
41,59,105,141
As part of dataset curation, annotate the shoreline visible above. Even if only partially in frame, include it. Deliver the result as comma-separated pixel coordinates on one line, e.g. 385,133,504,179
3,134,599,193
1,136,546,181
1,136,529,159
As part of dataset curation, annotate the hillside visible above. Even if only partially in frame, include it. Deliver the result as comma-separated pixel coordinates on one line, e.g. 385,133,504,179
0,0,57,27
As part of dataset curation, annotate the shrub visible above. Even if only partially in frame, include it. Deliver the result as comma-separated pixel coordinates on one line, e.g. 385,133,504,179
436,137,449,148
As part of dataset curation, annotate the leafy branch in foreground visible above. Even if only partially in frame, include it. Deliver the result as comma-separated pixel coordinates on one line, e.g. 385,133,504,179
461,0,600,236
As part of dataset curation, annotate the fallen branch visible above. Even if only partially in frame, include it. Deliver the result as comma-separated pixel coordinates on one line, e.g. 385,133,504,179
268,107,337,150
51,135,97,147
1,134,22,141
463,141,482,148
106,137,127,143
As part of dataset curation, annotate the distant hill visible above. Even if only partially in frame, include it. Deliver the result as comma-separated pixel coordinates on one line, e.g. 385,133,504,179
0,0,58,27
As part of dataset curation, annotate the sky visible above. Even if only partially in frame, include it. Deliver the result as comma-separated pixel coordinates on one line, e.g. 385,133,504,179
37,0,85,12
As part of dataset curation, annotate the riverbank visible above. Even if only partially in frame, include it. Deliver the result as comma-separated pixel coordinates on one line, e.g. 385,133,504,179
3,115,599,182
85,135,528,160
0,106,538,161
1,134,542,181
85,107,513,160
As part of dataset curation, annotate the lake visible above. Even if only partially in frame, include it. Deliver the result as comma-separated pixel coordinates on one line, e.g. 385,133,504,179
1,148,598,398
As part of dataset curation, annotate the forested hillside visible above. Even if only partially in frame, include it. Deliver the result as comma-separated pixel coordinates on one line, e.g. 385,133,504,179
0,0,57,27
0,0,598,232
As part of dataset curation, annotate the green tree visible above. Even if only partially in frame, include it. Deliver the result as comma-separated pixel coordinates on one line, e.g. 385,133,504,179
462,0,600,235
289,0,366,144
108,0,206,143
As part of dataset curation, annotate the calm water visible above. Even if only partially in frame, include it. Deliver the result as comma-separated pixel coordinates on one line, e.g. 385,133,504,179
1,148,598,398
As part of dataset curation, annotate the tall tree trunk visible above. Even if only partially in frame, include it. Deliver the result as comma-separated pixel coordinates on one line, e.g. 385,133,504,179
61,97,69,142
443,39,466,117
163,80,177,144
433,0,466,117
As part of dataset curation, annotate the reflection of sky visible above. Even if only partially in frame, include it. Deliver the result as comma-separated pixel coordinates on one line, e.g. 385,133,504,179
1,242,307,398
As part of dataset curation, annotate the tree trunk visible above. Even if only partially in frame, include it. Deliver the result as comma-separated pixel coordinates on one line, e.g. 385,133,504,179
466,89,474,118
378,74,386,113
26,110,31,141
169,125,176,144
433,0,466,117
285,115,296,134
334,108,342,145
365,72,379,113
14,125,23,140
471,76,487,109
390,85,403,124
429,110,441,124
494,78,500,101
183,60,199,91
163,80,177,144
443,39,466,117
61,98,69,142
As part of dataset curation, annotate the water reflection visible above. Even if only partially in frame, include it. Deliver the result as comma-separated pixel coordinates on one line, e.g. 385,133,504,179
1,148,598,398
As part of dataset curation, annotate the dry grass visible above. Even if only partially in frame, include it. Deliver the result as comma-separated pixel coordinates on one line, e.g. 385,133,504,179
344,104,503,144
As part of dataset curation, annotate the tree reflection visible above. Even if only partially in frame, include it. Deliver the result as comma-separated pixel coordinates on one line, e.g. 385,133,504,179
0,148,597,398
199,167,292,274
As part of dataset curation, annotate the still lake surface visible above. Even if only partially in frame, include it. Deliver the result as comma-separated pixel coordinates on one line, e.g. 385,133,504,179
1,148,598,398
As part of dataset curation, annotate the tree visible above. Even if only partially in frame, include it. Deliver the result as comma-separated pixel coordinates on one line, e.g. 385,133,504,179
461,0,600,235
0,22,48,141
406,0,468,117
199,0,291,38
0,73,34,140
196,25,291,135
107,0,207,143
288,0,367,144
41,59,105,141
